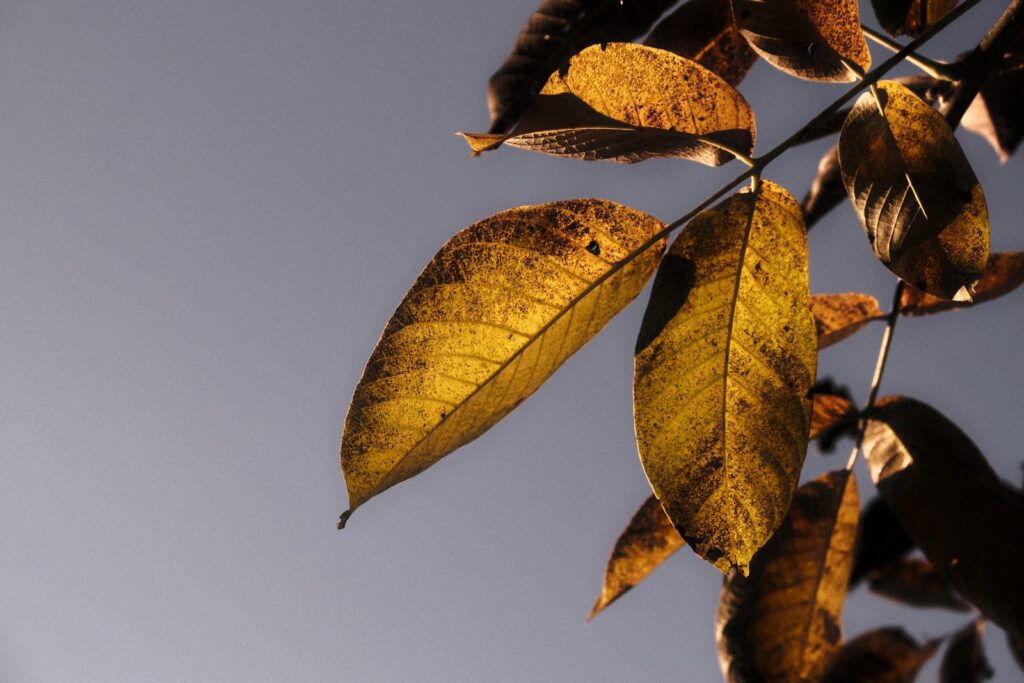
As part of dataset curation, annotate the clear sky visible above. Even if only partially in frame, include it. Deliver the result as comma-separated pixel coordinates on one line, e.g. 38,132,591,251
2,1,1022,681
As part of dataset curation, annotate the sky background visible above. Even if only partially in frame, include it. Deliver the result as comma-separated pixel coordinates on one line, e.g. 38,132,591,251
2,1,1022,681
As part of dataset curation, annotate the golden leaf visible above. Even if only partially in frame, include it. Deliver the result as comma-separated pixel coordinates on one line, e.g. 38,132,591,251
899,252,1024,316
839,80,990,300
634,181,817,573
717,470,859,683
863,396,1024,635
459,43,756,165
871,0,957,38
588,495,684,620
823,627,940,682
811,293,884,349
732,0,871,82
340,200,664,521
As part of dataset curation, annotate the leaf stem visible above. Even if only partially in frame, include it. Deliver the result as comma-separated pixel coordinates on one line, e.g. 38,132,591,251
695,137,756,168
861,25,960,81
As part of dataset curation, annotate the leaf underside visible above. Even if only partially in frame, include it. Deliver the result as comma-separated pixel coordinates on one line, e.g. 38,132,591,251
341,199,664,517
634,180,817,574
872,0,957,38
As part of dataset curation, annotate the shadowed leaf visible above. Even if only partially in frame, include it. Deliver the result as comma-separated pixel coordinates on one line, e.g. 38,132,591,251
485,0,677,134
849,496,915,586
732,0,871,82
862,396,1024,635
811,293,884,349
717,470,859,682
1009,631,1024,674
871,0,958,38
823,627,940,682
962,33,1024,162
644,0,759,85
810,391,856,440
839,80,989,300
940,620,993,683
868,557,971,611
461,43,756,165
899,252,1024,315
634,181,817,573
803,146,846,229
588,495,684,620
340,200,664,520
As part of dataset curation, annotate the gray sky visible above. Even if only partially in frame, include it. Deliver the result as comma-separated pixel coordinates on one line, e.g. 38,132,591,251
2,1,1022,681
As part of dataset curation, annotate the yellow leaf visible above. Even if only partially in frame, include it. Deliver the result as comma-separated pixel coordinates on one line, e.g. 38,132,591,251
899,251,1024,316
588,495,684,620
634,180,818,573
717,470,859,683
732,0,871,82
810,292,884,349
871,0,957,38
340,199,664,521
839,80,990,300
823,628,940,682
459,43,756,165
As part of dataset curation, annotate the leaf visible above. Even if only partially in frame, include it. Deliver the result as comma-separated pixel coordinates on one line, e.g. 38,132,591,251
940,620,993,683
731,0,871,82
339,200,664,521
634,180,817,573
803,146,846,229
962,34,1024,163
871,0,958,38
643,0,759,85
868,557,971,611
716,470,859,683
862,396,1024,635
459,43,756,165
823,627,940,682
849,496,915,587
899,252,1024,316
588,495,684,620
485,0,677,134
838,80,990,300
811,293,884,349
1009,631,1024,674
810,390,856,440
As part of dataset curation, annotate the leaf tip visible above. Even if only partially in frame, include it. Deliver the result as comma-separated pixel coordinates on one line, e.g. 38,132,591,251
337,509,353,530
587,595,608,622
455,131,506,155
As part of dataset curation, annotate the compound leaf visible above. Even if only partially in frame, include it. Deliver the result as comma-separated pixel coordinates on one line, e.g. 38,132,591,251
340,200,664,521
634,181,817,573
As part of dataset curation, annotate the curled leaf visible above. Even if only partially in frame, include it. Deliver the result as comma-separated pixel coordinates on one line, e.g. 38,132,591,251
588,495,684,620
823,627,940,682
634,181,817,573
871,0,958,38
644,0,758,85
940,620,993,683
732,0,871,82
340,200,664,520
899,252,1024,316
849,496,915,587
862,396,1024,635
839,80,990,300
868,557,971,611
460,43,756,165
717,470,859,682
485,0,677,134
811,293,884,349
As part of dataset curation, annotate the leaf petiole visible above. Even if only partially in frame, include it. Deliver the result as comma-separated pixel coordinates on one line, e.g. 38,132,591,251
862,25,961,81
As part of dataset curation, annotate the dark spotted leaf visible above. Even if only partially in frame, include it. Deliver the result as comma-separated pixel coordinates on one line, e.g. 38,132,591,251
868,557,971,611
940,620,993,683
811,293,884,349
899,252,1024,316
871,0,958,38
823,627,940,682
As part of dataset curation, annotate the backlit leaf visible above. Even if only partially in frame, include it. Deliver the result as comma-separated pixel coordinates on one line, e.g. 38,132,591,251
871,0,958,38
643,0,759,85
810,391,856,440
732,0,871,82
823,627,940,682
634,181,817,573
588,495,683,620
459,43,756,165
940,620,993,683
717,470,859,682
811,293,884,349
485,0,676,134
839,80,990,300
340,200,664,521
868,557,970,611
899,252,1024,316
849,496,914,587
862,396,1024,635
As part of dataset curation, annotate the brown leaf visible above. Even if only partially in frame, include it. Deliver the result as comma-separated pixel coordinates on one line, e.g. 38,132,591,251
717,470,859,683
811,293,884,349
810,391,857,440
732,0,871,82
871,0,958,38
899,252,1024,316
461,43,756,165
862,396,1024,635
849,496,915,587
868,557,971,611
823,627,940,682
588,495,684,620
939,620,993,683
486,0,676,134
961,34,1024,163
839,80,990,300
643,0,758,85
803,146,847,230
